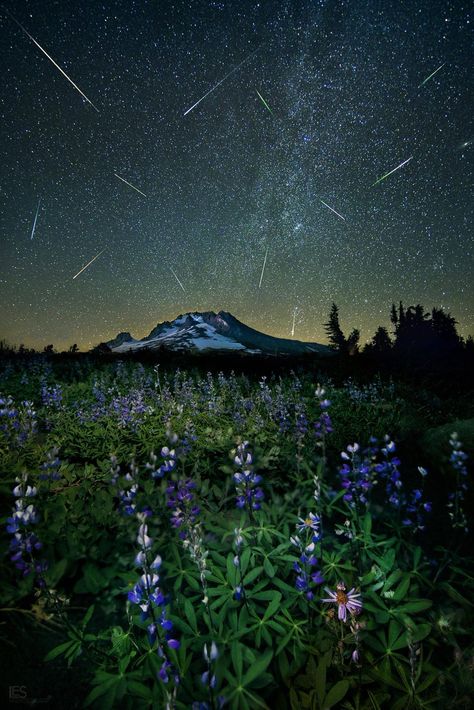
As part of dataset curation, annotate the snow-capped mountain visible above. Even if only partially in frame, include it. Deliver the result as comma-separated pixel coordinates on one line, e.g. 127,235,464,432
105,311,333,356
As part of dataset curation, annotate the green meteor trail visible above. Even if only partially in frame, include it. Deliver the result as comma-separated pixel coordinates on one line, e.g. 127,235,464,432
418,63,445,89
371,156,413,187
256,89,273,115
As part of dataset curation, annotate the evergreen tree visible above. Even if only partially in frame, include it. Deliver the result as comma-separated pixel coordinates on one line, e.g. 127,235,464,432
431,308,459,344
390,303,398,328
347,329,360,356
371,326,392,353
324,303,346,351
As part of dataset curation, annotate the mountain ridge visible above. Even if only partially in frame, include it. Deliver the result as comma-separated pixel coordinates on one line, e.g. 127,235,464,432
105,311,333,357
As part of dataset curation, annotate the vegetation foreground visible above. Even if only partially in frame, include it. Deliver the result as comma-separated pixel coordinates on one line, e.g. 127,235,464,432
1,355,473,709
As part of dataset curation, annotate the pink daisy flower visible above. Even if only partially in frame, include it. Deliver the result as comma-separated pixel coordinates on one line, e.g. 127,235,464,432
322,582,362,622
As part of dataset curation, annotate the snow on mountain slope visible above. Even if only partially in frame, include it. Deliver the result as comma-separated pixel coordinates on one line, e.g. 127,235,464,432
106,311,332,356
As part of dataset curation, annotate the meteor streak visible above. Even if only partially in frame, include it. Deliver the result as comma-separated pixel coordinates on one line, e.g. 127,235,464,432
418,63,445,88
256,89,273,115
169,266,186,292
30,198,41,240
259,246,269,289
184,46,261,116
114,173,147,197
371,156,413,186
72,248,106,280
291,307,297,337
5,10,99,112
320,199,346,221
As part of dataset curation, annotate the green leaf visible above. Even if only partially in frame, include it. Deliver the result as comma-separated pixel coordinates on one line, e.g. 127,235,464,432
277,649,290,684
227,553,238,586
391,631,408,651
82,604,95,629
46,558,68,586
263,592,282,621
381,548,396,572
184,598,198,634
324,679,350,708
395,599,432,614
44,640,75,662
242,649,273,685
126,680,152,700
315,652,329,706
77,563,108,594
241,547,252,576
382,569,403,591
267,620,285,634
388,619,404,649
410,622,432,643
441,582,474,607
275,631,293,656
252,590,280,602
83,677,118,708
243,566,264,585
392,575,411,600
263,558,275,577
231,641,243,680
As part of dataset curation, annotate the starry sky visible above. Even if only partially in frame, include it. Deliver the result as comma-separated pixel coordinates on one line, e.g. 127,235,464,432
0,0,472,350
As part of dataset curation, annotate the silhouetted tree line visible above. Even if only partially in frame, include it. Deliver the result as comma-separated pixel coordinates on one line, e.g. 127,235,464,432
1,303,472,380
325,301,474,368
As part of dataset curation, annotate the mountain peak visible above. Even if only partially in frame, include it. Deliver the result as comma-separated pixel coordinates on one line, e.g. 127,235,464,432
105,311,332,357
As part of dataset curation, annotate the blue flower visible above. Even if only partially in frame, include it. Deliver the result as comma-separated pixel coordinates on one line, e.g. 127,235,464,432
233,442,264,512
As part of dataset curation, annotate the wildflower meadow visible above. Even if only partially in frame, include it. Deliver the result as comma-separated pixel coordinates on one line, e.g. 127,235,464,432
1,354,473,709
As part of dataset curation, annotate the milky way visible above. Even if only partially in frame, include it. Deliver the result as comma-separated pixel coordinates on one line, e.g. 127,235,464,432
0,0,472,349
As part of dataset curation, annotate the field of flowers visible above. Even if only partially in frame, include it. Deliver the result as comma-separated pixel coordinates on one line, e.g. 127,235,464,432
1,355,473,709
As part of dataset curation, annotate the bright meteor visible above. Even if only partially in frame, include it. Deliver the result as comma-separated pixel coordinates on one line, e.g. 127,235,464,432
30,198,41,240
259,246,269,289
169,266,186,293
371,156,413,187
418,63,445,89
184,46,261,116
5,10,99,112
256,89,273,115
72,248,106,280
320,199,346,221
114,173,147,197
291,307,297,337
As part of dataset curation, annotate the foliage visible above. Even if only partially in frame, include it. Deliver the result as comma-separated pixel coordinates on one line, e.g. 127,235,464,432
0,357,473,709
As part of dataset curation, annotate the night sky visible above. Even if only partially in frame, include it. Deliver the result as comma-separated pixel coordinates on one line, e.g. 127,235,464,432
1,0,472,350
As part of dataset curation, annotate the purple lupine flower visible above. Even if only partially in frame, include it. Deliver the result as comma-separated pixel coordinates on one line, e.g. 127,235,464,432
110,454,120,485
149,446,176,479
233,441,264,512
128,513,180,685
166,479,200,534
339,443,373,507
314,385,333,444
322,582,363,622
39,446,61,481
201,641,218,694
401,468,432,531
375,436,404,507
291,511,324,600
6,473,47,584
114,459,151,518
447,433,469,532
0,396,37,447
41,383,63,410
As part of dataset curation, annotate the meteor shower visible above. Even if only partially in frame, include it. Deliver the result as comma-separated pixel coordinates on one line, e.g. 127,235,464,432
1,1,473,708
